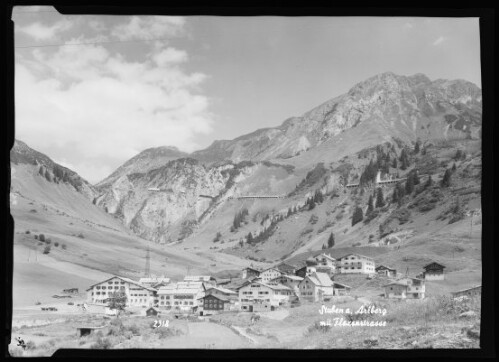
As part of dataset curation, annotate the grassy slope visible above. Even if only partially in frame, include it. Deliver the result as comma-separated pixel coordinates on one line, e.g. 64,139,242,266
10,165,253,309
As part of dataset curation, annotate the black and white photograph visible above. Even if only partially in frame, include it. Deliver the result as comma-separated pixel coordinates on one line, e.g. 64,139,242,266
7,6,489,355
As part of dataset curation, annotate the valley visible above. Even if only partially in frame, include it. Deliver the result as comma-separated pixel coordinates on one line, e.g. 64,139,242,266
9,71,482,353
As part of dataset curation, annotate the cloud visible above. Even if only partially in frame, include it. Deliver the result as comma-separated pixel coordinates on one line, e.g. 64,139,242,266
16,19,73,41
15,17,214,184
111,16,186,41
404,22,413,29
153,48,188,66
432,36,446,46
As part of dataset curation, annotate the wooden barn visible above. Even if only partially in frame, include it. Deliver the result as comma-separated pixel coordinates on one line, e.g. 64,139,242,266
423,262,446,280
146,307,160,317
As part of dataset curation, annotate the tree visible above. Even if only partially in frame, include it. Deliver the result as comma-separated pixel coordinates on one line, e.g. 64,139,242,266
414,139,421,154
441,169,452,187
351,207,364,226
392,187,399,203
314,190,324,204
392,158,398,169
108,291,127,317
405,174,414,195
247,232,253,244
452,163,457,172
375,188,385,208
308,197,316,210
413,170,420,185
327,233,335,248
425,175,433,188
367,195,374,214
44,169,51,182
43,245,51,254
38,166,44,176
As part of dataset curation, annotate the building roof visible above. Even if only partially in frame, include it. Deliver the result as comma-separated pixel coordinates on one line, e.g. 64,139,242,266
272,274,304,282
423,262,446,270
205,286,237,295
157,281,205,295
451,285,482,294
376,265,396,271
86,276,157,292
243,266,261,272
315,253,336,261
261,267,281,274
332,282,351,289
198,294,230,302
139,277,170,285
305,272,334,287
241,281,291,291
383,282,408,287
338,253,373,261
183,276,215,282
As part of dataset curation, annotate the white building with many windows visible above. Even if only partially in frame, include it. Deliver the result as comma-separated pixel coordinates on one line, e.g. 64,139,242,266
157,281,206,311
338,254,375,274
86,276,157,307
238,281,293,312
258,268,283,283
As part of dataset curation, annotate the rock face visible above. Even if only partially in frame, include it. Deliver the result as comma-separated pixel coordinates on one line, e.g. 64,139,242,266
192,72,482,164
94,158,257,243
90,72,482,244
96,146,189,188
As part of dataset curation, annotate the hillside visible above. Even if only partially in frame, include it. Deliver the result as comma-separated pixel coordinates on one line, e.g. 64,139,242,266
10,71,482,309
93,72,482,250
10,141,259,307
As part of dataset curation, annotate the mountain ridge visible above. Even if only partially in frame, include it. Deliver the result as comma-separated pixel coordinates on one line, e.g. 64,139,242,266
106,71,481,176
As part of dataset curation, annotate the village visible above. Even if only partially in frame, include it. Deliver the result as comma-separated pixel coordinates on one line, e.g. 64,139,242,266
79,252,480,318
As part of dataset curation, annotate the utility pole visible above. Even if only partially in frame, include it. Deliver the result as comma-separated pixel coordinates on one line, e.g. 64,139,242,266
145,244,151,278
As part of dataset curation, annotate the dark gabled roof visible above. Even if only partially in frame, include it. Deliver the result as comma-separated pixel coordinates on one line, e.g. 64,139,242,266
382,282,408,288
198,294,230,302
376,265,396,271
332,282,351,289
423,262,446,270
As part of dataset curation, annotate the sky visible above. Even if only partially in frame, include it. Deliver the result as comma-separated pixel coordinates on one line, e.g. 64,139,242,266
12,7,482,183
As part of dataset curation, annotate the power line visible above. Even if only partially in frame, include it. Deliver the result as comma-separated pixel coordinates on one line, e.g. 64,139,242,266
15,37,170,49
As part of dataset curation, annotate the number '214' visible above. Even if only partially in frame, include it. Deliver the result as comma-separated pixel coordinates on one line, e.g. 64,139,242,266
153,320,169,328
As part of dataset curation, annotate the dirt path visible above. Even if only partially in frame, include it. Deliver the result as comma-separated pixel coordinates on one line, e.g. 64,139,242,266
158,321,251,349
259,309,289,321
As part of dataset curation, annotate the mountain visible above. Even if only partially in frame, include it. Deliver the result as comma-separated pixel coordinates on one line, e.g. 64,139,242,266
93,72,481,249
11,139,96,201
191,72,481,164
96,146,189,188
